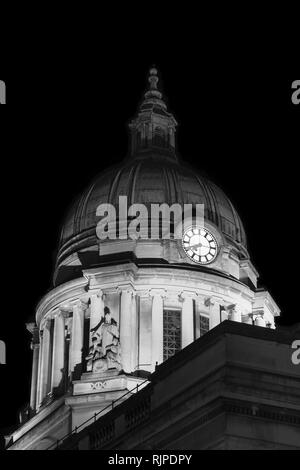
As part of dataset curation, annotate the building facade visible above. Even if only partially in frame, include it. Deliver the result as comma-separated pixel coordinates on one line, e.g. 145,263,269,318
6,68,286,450
58,321,300,450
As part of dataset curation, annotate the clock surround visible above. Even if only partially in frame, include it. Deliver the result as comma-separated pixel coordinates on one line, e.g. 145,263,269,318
182,226,218,265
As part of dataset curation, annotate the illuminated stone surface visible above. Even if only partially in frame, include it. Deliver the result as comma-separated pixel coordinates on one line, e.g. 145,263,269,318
6,68,285,450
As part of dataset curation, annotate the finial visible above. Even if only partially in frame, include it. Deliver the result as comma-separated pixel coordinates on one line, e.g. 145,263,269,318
148,66,159,91
144,65,163,101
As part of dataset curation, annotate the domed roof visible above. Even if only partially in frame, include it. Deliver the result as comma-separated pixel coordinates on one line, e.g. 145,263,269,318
55,68,247,282
58,156,246,257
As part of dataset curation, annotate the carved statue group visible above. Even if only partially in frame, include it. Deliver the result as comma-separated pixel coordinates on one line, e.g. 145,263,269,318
86,306,122,373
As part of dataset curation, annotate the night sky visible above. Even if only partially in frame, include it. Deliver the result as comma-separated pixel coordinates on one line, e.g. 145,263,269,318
0,49,299,440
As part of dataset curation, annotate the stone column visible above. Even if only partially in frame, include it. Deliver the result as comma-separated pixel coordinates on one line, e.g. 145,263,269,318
119,288,136,373
255,315,266,327
244,314,253,325
36,329,43,408
180,291,195,349
70,301,85,373
130,293,138,373
205,297,222,330
26,323,40,411
89,290,104,348
228,304,241,322
51,311,65,390
151,289,164,369
63,312,72,377
39,320,51,403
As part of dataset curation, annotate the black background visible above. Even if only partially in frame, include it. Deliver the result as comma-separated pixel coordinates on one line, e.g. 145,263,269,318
0,45,299,442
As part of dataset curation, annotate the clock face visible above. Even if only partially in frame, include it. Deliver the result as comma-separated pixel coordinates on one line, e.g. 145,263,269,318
182,227,218,264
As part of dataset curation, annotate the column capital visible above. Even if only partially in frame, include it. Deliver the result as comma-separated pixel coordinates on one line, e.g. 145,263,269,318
88,288,104,299
26,322,38,334
225,303,237,314
51,308,63,319
72,299,89,311
255,315,266,327
137,289,151,299
61,310,71,320
41,318,52,330
252,309,264,317
26,322,39,346
117,285,136,296
179,290,197,301
204,296,223,307
149,288,167,299
84,273,109,289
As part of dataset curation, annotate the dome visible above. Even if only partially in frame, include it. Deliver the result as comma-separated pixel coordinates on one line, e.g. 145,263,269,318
57,157,247,263
55,68,248,284
12,68,282,454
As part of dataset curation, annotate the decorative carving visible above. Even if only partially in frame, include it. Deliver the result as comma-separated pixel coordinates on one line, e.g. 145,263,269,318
226,304,237,314
149,288,167,299
73,299,89,311
117,286,135,297
26,322,39,346
204,297,215,307
86,306,121,373
90,381,107,391
179,290,197,301
61,310,71,319
41,318,52,331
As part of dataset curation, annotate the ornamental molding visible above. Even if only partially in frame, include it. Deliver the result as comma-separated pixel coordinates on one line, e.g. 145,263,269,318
36,277,88,325
72,396,300,451
26,322,39,345
8,398,68,450
83,263,138,284
40,318,52,330
88,289,105,299
222,400,300,426
73,377,125,396
61,310,71,320
204,296,224,307
72,299,89,311
137,289,151,299
90,381,108,391
116,284,136,296
36,263,255,326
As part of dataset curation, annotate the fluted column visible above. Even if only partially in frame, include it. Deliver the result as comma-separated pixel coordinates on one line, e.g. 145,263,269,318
70,301,84,373
26,323,39,411
39,320,51,403
119,288,136,373
151,289,164,369
51,311,65,390
180,291,195,349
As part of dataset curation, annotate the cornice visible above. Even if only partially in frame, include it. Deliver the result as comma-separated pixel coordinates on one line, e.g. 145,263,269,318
36,277,88,325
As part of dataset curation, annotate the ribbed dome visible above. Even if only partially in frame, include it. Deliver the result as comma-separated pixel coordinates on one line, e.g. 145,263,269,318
57,155,247,266
55,68,248,282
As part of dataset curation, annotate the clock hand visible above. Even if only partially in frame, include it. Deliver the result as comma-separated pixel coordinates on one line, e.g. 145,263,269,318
190,243,204,251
